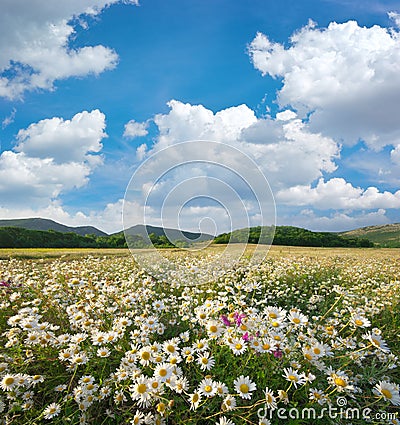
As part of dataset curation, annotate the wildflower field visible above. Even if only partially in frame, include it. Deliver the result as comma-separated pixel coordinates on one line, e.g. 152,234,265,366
0,247,399,425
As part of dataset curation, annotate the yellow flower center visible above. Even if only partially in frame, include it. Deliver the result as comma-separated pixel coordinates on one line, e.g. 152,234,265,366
157,402,166,413
240,324,247,331
381,389,392,399
272,321,279,327
334,377,346,387
204,385,212,393
152,381,159,389
202,358,208,364
313,347,321,355
240,383,249,393
4,377,14,386
263,343,270,350
235,343,242,350
209,325,218,333
199,313,206,319
141,352,150,360
192,393,199,402
292,317,301,324
137,383,147,394
354,319,364,326
166,344,175,353
288,375,298,382
269,312,277,319
159,369,167,377
305,353,313,360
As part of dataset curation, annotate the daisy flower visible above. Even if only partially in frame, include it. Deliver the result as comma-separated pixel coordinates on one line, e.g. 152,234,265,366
215,381,229,397
199,377,217,398
216,416,235,425
43,402,61,419
309,388,328,405
153,363,173,382
364,332,390,352
351,314,371,328
328,371,354,392
206,321,224,338
229,338,247,356
288,310,308,327
234,375,256,400
130,409,145,424
138,346,153,366
97,347,111,357
193,339,209,352
197,352,215,371
264,387,277,409
188,391,202,410
163,338,180,356
373,381,400,406
130,376,152,407
171,376,189,393
222,394,236,411
283,368,306,388
0,374,18,391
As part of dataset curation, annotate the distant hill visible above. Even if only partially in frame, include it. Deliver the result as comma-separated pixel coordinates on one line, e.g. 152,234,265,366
122,224,214,243
0,218,107,237
214,225,373,248
340,223,400,247
0,227,119,249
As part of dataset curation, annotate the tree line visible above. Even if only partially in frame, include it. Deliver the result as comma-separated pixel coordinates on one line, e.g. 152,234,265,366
214,226,373,247
0,225,373,249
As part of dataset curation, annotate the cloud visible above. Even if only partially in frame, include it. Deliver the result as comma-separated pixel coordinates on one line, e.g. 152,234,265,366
283,208,389,232
0,0,138,99
390,144,400,165
15,109,106,163
388,11,400,27
277,177,400,209
123,120,149,139
121,100,343,232
249,19,400,149
1,108,16,129
142,100,340,189
0,109,107,208
0,200,124,234
153,100,258,147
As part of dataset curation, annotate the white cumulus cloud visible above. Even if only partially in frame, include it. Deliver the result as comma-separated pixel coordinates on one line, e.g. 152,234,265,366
277,178,400,210
0,0,138,99
0,110,107,209
124,120,149,139
249,19,400,149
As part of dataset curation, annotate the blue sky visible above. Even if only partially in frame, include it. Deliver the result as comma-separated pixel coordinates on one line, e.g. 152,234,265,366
1,0,400,233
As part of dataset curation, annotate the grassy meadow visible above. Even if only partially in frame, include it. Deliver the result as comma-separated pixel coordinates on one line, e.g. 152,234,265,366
0,246,399,424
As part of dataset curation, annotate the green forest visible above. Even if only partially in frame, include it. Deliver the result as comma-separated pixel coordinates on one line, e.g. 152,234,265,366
0,225,374,249
0,227,183,249
214,225,373,247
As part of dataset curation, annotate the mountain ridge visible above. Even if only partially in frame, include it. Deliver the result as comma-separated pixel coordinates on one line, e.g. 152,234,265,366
340,223,400,247
0,218,399,247
0,218,108,237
